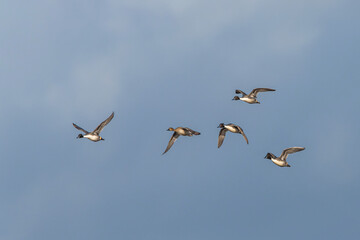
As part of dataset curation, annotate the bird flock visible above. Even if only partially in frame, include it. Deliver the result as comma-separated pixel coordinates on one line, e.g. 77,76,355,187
73,88,305,167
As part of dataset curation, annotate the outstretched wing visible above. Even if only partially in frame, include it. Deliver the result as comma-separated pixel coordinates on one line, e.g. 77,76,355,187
163,132,180,154
231,125,249,144
236,126,249,144
218,128,228,148
249,88,276,97
235,89,247,96
280,147,305,160
72,123,89,134
92,112,114,135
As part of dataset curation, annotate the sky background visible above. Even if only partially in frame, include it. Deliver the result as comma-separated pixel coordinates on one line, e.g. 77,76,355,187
1,0,360,239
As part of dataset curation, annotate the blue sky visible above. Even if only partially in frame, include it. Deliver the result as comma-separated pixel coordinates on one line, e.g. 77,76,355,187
1,0,360,239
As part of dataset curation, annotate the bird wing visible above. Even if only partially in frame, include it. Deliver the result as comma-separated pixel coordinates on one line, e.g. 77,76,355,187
92,112,114,135
249,88,276,97
236,126,249,144
279,147,305,160
163,132,180,154
218,128,228,148
72,123,89,134
235,89,247,96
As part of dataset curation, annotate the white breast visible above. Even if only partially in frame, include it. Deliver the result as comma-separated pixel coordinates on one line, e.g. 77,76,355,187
84,134,100,141
240,97,256,103
271,158,286,167
224,125,237,133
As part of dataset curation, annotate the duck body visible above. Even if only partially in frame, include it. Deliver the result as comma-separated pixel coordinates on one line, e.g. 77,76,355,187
239,96,258,104
171,127,201,136
82,134,103,142
271,158,288,167
223,124,244,133
264,153,288,167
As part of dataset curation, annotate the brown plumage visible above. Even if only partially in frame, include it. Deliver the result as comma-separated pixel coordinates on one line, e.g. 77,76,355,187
163,127,200,154
217,123,249,148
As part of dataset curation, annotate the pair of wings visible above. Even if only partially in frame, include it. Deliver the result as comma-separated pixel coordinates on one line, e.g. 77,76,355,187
218,125,249,148
163,128,200,154
72,112,114,135
235,88,275,97
279,147,305,160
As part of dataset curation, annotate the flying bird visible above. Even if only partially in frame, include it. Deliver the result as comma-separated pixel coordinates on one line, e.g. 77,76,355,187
264,147,305,167
232,88,275,104
163,127,200,154
73,112,114,142
217,123,249,148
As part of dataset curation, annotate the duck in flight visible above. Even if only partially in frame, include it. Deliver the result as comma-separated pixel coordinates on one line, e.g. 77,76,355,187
73,112,114,142
232,88,275,104
163,127,200,154
264,147,305,167
217,123,249,148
